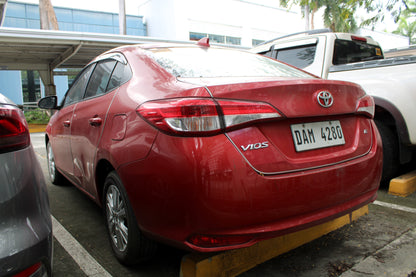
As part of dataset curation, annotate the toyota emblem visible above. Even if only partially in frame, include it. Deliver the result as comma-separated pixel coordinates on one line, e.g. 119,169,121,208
317,91,333,108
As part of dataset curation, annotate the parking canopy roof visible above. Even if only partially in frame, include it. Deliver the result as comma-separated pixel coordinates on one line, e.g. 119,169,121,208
0,27,196,71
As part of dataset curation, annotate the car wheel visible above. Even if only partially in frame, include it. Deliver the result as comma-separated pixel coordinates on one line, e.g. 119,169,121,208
46,141,65,185
103,171,157,265
375,120,399,185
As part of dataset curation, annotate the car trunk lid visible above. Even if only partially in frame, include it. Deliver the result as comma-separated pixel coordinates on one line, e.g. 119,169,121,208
181,77,374,174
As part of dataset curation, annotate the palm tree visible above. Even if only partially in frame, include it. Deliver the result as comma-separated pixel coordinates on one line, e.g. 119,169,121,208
279,0,357,32
322,0,357,32
393,14,416,43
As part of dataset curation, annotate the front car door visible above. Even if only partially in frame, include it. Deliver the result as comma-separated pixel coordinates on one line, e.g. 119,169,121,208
50,64,95,180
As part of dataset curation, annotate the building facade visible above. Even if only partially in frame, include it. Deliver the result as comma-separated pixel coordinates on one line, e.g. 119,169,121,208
137,0,304,47
0,1,146,105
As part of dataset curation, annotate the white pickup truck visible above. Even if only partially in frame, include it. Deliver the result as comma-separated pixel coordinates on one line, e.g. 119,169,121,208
252,30,416,183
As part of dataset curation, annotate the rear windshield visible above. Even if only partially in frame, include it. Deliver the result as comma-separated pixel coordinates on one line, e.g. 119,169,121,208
333,39,383,65
146,47,314,79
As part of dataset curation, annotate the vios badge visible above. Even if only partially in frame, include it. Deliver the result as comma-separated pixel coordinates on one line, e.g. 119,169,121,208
317,91,333,108
241,141,269,152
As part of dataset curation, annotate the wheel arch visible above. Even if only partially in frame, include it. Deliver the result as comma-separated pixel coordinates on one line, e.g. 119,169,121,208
45,133,49,147
95,159,116,206
373,96,412,164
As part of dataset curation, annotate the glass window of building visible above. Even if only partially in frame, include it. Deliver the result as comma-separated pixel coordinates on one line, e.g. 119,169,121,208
208,34,225,44
189,32,207,41
226,36,241,45
252,39,265,46
21,71,41,104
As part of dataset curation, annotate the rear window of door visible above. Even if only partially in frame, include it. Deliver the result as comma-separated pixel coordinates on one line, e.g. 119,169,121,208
106,61,132,92
274,45,317,69
84,60,117,99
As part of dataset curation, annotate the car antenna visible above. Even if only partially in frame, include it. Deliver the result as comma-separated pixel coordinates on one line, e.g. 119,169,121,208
197,37,210,47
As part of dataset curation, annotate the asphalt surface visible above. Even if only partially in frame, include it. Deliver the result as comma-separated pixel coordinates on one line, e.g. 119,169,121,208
30,132,416,277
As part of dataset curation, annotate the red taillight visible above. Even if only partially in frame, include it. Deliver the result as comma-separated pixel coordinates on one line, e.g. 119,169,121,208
355,95,375,118
13,262,42,277
0,106,30,153
137,98,282,136
351,35,367,43
187,234,254,248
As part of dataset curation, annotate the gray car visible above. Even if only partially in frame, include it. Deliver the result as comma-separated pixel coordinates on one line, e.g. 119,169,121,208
0,93,52,276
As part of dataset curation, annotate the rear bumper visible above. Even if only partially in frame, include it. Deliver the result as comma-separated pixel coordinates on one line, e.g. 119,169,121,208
0,235,52,277
118,122,382,252
0,147,53,276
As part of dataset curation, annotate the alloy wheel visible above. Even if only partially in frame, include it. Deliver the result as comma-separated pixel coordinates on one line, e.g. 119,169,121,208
47,143,56,182
106,184,128,252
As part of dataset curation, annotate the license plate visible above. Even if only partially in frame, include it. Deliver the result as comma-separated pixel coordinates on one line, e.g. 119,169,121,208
290,121,345,152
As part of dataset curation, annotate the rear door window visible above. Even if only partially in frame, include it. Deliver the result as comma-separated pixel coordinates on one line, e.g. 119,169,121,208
274,45,317,68
106,61,132,92
84,60,117,99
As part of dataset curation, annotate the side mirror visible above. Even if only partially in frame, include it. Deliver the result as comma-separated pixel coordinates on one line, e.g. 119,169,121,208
38,96,58,109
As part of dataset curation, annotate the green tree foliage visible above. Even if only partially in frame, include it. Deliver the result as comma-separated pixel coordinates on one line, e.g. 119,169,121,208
279,0,414,33
279,0,357,32
322,0,357,32
392,1,416,43
360,0,413,27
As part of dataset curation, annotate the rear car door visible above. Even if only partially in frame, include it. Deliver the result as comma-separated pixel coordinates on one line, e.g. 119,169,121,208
70,59,116,195
70,56,131,196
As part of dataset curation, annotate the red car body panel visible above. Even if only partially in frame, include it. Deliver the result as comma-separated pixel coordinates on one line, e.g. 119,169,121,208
45,44,382,253
117,124,381,251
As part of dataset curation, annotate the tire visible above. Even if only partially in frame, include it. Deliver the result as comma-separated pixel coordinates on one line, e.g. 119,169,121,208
46,141,66,185
375,120,400,185
103,171,157,265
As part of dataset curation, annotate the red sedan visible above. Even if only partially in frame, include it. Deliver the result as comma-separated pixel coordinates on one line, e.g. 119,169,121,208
38,39,382,265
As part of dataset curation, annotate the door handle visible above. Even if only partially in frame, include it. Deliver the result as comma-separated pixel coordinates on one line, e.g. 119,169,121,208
63,120,71,127
88,117,103,127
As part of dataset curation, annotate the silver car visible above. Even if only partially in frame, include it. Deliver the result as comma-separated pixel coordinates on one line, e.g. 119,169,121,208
0,93,52,276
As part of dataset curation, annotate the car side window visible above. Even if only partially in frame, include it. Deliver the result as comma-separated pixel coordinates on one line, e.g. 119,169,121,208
274,45,317,69
63,64,95,106
260,50,274,58
106,61,133,92
84,60,117,99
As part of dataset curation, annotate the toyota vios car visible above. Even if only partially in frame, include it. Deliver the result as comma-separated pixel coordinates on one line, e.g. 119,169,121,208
38,38,382,265
0,93,52,276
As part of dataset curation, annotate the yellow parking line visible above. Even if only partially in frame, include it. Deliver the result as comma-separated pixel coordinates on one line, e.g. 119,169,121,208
180,205,368,277
28,124,47,133
389,170,416,197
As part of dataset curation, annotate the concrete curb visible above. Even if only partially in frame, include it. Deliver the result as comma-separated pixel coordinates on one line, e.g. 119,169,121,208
389,170,416,197
28,124,47,133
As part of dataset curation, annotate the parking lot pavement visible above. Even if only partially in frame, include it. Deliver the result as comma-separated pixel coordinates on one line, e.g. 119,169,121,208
30,132,416,277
